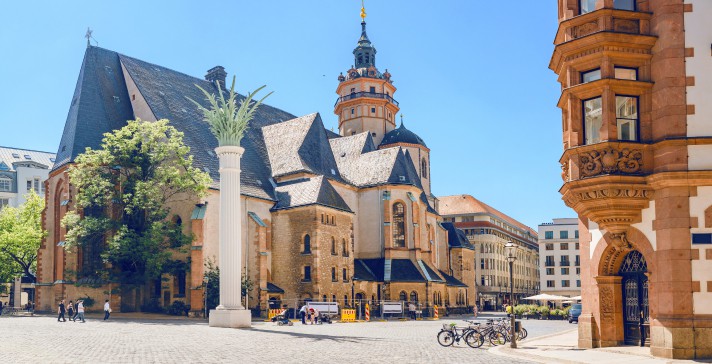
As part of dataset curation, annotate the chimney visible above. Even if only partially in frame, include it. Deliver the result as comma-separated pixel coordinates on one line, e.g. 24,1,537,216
205,66,227,88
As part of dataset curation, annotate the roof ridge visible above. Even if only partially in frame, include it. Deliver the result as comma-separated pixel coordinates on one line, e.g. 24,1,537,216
0,146,56,155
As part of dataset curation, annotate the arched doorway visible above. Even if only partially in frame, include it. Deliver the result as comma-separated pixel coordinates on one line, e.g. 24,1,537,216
619,250,648,345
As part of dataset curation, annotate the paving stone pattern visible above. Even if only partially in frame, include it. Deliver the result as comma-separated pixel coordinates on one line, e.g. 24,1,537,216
0,314,572,363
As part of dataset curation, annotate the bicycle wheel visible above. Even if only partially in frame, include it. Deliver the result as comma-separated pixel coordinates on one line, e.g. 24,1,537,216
465,331,484,348
437,330,456,347
518,328,528,340
489,331,507,346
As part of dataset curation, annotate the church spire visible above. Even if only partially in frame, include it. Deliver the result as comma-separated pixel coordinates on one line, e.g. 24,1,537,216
353,1,376,69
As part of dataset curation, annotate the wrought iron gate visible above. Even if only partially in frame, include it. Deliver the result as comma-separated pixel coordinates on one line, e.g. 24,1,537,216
619,250,648,345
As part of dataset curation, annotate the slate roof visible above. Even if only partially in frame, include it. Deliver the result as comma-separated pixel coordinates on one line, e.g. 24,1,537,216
272,176,352,213
262,113,342,181
379,121,427,148
0,147,55,171
55,46,431,209
330,133,421,188
418,260,445,283
438,270,468,288
441,222,476,250
265,282,285,293
354,258,427,283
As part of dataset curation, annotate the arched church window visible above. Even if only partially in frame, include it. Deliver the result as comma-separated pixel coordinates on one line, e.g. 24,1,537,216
303,234,311,254
331,237,337,255
399,291,407,302
410,291,418,303
421,158,428,179
393,202,406,247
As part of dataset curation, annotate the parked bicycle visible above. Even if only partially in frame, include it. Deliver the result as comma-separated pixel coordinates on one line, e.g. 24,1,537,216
437,323,482,348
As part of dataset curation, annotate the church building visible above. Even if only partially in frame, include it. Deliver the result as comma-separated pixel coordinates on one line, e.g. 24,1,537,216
35,13,476,315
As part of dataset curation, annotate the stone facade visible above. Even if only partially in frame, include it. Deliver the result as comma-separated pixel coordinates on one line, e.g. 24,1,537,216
551,0,712,359
35,14,476,318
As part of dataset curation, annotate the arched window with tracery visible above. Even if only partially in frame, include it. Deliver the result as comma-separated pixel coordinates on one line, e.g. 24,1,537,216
393,202,406,247
410,291,418,303
421,158,428,179
399,291,407,302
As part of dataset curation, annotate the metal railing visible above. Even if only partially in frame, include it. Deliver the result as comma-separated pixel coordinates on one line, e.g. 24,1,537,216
335,92,399,107
560,261,570,266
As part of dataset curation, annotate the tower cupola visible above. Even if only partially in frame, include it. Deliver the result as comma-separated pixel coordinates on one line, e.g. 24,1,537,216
353,21,377,69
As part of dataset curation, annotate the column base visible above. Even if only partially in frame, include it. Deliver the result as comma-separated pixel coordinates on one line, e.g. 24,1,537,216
209,308,252,328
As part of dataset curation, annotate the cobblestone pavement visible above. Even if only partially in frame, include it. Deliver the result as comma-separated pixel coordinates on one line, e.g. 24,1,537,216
0,313,572,364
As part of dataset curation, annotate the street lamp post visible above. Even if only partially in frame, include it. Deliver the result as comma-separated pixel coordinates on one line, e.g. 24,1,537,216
505,241,518,349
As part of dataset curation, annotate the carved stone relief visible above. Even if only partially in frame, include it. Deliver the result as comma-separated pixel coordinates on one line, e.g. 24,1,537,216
579,147,643,178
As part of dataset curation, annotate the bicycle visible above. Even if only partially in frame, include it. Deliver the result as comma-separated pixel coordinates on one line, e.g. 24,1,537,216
464,320,507,347
437,323,482,348
1,307,19,316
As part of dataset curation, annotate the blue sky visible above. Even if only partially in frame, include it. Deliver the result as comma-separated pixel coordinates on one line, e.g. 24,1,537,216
0,0,574,229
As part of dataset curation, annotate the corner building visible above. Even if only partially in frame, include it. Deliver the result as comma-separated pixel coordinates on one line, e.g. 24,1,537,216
36,15,475,316
551,0,712,359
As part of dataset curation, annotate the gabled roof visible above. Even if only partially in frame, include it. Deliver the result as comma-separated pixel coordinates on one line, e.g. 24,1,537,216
441,222,475,250
265,282,285,293
54,46,297,201
0,147,55,172
54,47,135,170
439,194,538,237
262,113,342,181
330,133,421,188
271,176,352,213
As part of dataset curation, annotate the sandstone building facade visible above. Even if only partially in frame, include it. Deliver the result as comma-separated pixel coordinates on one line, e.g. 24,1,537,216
439,195,540,310
551,0,712,359
35,16,476,316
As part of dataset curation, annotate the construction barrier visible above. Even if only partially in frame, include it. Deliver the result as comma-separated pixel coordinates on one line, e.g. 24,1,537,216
433,305,439,320
341,309,356,322
365,303,370,322
268,309,282,320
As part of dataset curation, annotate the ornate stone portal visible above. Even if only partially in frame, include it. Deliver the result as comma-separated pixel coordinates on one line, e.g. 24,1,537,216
209,146,251,328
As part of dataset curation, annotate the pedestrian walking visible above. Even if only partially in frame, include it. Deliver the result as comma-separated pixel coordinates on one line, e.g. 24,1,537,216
408,302,416,320
67,301,75,321
76,300,86,323
57,300,67,322
299,304,307,325
103,299,111,320
72,300,79,321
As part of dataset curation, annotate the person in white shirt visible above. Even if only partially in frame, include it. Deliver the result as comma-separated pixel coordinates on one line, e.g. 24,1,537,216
103,300,111,321
76,300,86,323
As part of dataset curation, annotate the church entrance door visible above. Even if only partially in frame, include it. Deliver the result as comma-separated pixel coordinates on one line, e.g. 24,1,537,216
619,250,648,345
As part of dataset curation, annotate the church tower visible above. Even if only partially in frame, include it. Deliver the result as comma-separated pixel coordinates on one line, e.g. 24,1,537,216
334,6,399,146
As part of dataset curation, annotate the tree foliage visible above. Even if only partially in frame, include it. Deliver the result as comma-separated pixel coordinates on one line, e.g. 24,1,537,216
0,191,46,282
188,76,272,147
62,119,212,286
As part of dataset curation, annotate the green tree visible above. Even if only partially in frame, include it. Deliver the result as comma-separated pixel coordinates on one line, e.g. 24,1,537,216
0,191,46,282
62,119,212,287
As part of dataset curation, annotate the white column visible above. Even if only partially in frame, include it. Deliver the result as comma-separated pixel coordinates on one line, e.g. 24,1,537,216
209,145,251,328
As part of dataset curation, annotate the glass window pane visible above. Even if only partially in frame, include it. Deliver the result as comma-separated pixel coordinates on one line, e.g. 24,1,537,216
615,67,637,80
614,0,635,11
584,97,603,144
582,69,601,83
616,96,638,141
580,0,597,14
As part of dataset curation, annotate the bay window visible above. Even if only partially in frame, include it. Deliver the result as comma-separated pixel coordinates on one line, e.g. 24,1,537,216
616,96,638,141
614,67,638,80
583,97,603,144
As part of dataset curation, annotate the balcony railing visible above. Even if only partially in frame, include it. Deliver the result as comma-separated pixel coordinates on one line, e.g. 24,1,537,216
335,91,399,107
575,260,580,266
545,262,555,267
560,261,571,266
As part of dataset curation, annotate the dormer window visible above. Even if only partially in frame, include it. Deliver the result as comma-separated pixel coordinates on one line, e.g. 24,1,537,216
12,153,19,158
24,155,31,160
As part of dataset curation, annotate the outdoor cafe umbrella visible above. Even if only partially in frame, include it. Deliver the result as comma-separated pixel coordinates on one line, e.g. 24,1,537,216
523,293,570,301
570,295,582,301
